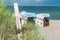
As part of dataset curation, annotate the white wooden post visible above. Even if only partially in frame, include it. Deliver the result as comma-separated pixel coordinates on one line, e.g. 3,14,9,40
14,3,22,40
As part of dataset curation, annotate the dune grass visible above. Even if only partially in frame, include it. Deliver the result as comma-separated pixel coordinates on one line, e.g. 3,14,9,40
22,22,42,40
0,10,16,40
0,1,17,40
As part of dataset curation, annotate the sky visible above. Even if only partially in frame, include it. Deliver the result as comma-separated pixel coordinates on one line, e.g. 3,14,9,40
6,0,60,6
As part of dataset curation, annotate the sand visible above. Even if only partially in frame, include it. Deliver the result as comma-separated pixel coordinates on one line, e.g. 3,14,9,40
39,20,60,40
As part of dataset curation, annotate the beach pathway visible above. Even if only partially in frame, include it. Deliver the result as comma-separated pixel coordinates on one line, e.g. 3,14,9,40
39,20,60,40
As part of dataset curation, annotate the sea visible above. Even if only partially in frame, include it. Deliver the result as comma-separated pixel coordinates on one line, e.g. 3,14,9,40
7,6,60,20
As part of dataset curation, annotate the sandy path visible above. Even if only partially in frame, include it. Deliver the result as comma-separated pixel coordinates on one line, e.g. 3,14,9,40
39,20,60,40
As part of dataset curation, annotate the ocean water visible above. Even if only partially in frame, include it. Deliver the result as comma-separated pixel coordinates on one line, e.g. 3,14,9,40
7,6,60,20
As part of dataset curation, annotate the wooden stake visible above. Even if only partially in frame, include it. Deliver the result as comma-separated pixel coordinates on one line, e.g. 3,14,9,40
14,3,22,40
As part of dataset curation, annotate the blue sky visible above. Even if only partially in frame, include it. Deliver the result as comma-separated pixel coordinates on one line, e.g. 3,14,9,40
6,0,60,6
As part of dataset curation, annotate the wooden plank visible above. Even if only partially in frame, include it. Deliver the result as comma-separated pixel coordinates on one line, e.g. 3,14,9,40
14,3,22,40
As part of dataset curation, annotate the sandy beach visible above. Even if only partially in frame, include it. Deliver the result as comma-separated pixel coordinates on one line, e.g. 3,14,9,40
39,20,60,40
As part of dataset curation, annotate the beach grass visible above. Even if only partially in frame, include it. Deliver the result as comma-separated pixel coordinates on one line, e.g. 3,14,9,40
0,1,17,40
0,12,16,40
22,22,42,40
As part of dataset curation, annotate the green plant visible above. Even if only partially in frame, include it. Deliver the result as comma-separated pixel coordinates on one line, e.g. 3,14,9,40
0,0,16,40
22,22,42,40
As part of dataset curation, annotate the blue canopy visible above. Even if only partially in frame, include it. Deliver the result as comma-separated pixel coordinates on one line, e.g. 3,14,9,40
41,13,50,17
27,13,36,17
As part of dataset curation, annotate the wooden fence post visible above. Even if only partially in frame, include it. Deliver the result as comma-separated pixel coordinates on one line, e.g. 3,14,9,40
14,3,22,40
